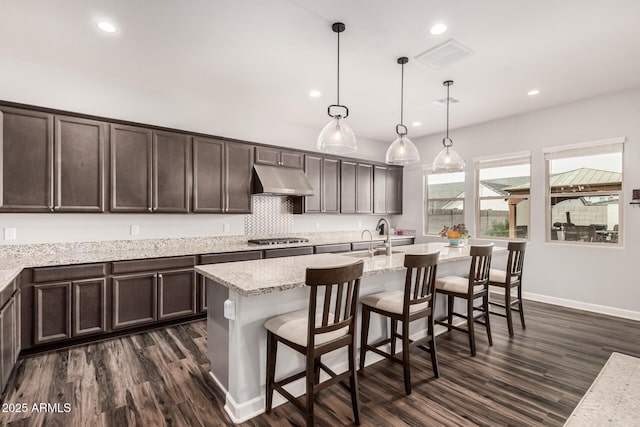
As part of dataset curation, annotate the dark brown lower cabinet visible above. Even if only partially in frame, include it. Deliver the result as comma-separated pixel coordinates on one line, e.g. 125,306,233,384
200,279,208,313
158,269,197,320
72,278,107,337
112,273,158,329
33,282,71,345
0,293,19,392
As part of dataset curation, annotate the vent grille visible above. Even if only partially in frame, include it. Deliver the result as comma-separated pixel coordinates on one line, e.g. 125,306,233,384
415,39,474,69
432,97,460,106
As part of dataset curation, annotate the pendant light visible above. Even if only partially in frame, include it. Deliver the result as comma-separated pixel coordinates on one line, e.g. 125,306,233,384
317,22,357,154
432,80,465,172
385,57,420,165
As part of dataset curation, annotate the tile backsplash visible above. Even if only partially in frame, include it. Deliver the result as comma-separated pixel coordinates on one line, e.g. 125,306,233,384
244,195,293,236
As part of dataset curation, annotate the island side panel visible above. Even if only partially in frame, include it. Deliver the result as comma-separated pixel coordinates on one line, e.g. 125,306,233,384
207,279,230,391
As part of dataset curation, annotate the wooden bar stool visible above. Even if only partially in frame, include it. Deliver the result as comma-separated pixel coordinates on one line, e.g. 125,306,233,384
489,241,527,336
359,252,440,395
264,260,364,427
435,244,493,356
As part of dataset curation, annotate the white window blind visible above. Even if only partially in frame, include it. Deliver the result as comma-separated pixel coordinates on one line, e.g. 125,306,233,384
474,151,531,169
543,137,624,160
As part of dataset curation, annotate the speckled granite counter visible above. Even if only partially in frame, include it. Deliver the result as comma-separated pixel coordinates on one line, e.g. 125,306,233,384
0,231,415,292
196,242,507,297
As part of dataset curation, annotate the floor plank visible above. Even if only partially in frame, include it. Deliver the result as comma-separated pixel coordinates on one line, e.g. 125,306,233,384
1,301,639,426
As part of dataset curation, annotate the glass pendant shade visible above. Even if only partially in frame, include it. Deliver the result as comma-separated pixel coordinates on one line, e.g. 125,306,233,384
432,145,465,172
386,135,420,165
316,115,357,154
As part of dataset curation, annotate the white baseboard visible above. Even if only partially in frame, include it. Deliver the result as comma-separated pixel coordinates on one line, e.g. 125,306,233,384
522,291,640,321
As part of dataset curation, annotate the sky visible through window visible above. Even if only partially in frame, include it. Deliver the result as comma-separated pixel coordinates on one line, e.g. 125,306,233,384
550,153,622,174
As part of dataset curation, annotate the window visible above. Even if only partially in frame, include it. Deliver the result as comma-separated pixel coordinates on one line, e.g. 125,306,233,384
475,153,531,239
544,138,624,245
424,171,465,235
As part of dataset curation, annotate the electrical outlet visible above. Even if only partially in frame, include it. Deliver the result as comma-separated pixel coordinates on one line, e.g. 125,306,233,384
4,227,16,240
130,225,140,236
223,223,230,233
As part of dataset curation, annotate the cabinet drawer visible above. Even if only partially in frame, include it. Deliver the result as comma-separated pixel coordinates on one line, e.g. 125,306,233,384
264,246,314,259
314,243,351,254
111,256,196,274
200,251,263,265
351,240,384,251
391,238,415,247
33,263,107,283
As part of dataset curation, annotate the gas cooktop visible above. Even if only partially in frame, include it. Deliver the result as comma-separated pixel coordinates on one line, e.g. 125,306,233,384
247,237,310,246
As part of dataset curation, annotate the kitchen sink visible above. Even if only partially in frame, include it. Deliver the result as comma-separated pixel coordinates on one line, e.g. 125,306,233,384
344,249,403,258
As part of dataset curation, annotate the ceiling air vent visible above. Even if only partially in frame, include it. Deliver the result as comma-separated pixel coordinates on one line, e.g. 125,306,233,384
415,39,474,69
431,97,459,106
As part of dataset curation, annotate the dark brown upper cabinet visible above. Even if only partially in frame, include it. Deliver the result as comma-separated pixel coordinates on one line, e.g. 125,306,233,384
373,165,387,214
356,163,374,214
255,146,304,169
340,160,357,214
193,138,253,214
295,155,340,213
0,108,106,212
111,126,190,213
153,131,190,212
0,107,54,212
55,115,106,212
386,166,403,214
110,124,153,212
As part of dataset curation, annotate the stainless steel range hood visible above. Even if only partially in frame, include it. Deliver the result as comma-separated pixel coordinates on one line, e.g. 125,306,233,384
252,164,314,196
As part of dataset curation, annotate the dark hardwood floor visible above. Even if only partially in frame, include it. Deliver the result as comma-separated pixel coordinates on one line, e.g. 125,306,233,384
1,300,639,426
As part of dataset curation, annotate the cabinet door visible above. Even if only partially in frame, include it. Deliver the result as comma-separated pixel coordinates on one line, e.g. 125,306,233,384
72,278,107,337
356,163,374,214
0,107,54,211
281,151,304,169
340,161,357,214
110,124,152,212
225,142,254,213
33,282,71,344
386,167,403,214
304,155,322,213
193,136,224,213
199,276,208,313
55,115,106,212
374,166,387,214
254,147,280,166
153,131,190,212
112,273,157,329
322,158,340,213
158,269,196,320
0,295,17,391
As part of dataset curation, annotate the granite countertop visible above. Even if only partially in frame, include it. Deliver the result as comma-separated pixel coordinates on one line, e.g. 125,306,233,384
0,231,415,292
196,242,507,297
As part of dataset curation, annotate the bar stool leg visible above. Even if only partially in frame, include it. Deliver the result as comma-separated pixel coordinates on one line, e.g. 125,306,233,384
505,286,514,337
348,343,361,424
390,319,398,355
265,331,277,413
518,284,526,329
314,357,321,385
484,292,493,346
427,315,439,378
305,358,315,427
402,320,412,395
359,307,371,371
447,296,454,331
467,297,476,356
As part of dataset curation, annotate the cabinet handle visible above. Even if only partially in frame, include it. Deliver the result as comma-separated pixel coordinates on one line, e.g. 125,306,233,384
148,207,153,212
53,206,59,211
158,274,163,279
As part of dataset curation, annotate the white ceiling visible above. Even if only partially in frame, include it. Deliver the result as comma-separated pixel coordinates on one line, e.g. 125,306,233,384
1,0,640,142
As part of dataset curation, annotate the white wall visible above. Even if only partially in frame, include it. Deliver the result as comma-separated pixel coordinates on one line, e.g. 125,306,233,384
398,87,640,314
0,57,391,244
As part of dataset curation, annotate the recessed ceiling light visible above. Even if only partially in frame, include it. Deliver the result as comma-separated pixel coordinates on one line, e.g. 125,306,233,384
97,22,117,33
430,23,447,35
309,90,321,98
412,122,422,127
527,89,540,96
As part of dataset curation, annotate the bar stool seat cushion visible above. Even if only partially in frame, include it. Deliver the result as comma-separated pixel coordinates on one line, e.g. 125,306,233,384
436,276,483,294
360,290,428,315
265,309,348,347
489,269,518,285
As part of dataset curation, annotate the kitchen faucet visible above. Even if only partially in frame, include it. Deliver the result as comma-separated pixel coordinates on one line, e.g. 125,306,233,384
361,229,374,257
376,218,392,256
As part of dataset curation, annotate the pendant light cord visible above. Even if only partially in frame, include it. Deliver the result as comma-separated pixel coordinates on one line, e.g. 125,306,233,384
400,61,404,125
336,30,340,106
446,82,450,140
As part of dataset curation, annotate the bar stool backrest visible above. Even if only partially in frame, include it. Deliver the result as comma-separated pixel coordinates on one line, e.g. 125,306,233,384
506,241,526,282
305,260,364,351
468,244,494,296
403,252,439,316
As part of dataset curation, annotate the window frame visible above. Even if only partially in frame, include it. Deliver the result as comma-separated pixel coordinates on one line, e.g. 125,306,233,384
543,137,625,247
474,152,531,241
423,170,466,236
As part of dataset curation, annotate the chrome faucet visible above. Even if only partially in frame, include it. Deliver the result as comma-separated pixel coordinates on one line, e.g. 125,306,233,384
361,229,374,257
376,218,392,256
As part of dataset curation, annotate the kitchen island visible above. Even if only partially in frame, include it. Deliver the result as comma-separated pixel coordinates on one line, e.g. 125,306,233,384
196,242,507,423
